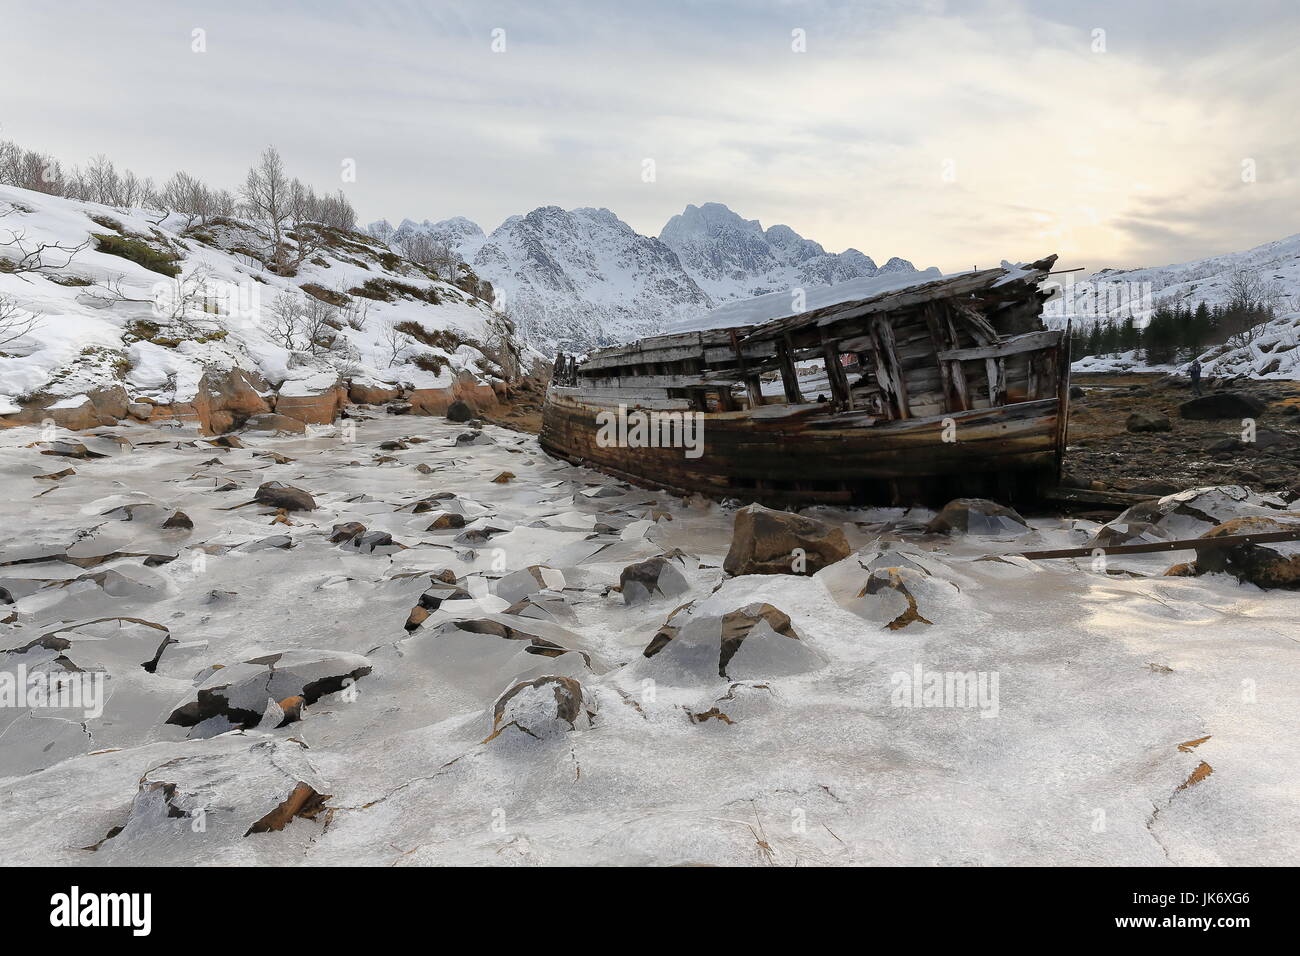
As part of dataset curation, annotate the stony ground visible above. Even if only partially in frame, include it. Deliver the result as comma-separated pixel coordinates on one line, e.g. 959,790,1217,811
1,407,1298,866
1067,374,1300,499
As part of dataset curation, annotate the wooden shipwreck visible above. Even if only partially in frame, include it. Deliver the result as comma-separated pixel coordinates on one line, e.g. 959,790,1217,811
540,255,1070,506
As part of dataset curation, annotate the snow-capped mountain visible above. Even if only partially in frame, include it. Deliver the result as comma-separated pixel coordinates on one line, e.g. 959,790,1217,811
374,202,921,354
659,202,910,301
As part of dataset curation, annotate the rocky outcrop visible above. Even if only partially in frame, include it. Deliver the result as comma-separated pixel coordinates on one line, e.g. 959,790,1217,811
723,504,850,576
0,385,130,431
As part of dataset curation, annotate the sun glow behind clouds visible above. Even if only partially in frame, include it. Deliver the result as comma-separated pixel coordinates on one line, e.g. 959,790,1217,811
0,0,1295,272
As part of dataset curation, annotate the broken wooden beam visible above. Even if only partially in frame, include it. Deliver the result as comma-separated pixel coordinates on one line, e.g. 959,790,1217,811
1014,529,1300,561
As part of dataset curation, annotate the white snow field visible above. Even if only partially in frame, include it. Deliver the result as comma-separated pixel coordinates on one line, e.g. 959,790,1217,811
1,412,1297,866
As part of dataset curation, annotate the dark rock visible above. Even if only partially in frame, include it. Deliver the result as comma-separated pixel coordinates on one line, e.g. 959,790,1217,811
1126,409,1171,433
330,521,366,543
1179,392,1266,420
619,554,690,605
426,512,465,530
162,510,193,530
723,504,850,576
1126,480,1179,497
445,400,474,423
254,481,316,511
348,531,394,553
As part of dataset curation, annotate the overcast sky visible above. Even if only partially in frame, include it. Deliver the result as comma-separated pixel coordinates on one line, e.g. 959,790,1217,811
2,0,1296,273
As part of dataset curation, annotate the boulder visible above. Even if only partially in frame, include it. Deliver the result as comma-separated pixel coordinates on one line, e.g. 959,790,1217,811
489,675,592,739
1126,409,1171,432
445,399,474,423
723,504,850,576
1178,392,1265,420
1167,514,1300,589
927,498,1030,535
620,554,690,605
330,521,366,543
254,481,316,512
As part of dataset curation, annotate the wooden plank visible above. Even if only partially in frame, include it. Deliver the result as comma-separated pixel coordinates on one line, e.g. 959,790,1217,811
821,334,853,409
870,316,909,419
778,334,803,404
936,330,1061,362
1015,529,1300,561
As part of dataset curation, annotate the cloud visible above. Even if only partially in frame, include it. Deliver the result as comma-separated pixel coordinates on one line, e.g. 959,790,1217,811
0,0,1295,273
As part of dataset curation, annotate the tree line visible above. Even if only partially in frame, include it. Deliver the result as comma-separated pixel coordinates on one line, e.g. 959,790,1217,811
1068,268,1292,365
0,138,357,236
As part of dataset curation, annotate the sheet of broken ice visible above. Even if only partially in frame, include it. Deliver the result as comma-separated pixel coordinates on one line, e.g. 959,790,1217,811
1,414,1297,866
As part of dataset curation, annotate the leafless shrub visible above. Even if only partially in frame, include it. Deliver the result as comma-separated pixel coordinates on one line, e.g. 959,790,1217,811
399,232,460,280
380,322,413,367
0,293,42,348
0,217,91,274
266,290,347,355
1224,268,1282,348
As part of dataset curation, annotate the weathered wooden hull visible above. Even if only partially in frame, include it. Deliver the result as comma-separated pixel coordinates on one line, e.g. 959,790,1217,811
540,389,1064,506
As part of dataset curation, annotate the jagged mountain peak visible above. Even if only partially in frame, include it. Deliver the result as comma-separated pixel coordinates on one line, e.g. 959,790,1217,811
373,200,922,354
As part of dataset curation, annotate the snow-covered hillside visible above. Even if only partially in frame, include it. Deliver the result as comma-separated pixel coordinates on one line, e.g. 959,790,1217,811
1068,232,1300,380
0,185,527,431
375,202,923,354
1080,231,1300,317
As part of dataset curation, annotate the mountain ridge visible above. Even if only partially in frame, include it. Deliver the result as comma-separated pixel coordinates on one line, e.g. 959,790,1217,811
372,201,923,353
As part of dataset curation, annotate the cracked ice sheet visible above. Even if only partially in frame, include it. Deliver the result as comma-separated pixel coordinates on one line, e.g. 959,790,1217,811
0,413,1298,866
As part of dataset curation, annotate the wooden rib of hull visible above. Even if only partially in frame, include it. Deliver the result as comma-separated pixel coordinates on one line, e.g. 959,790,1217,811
540,391,1063,506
